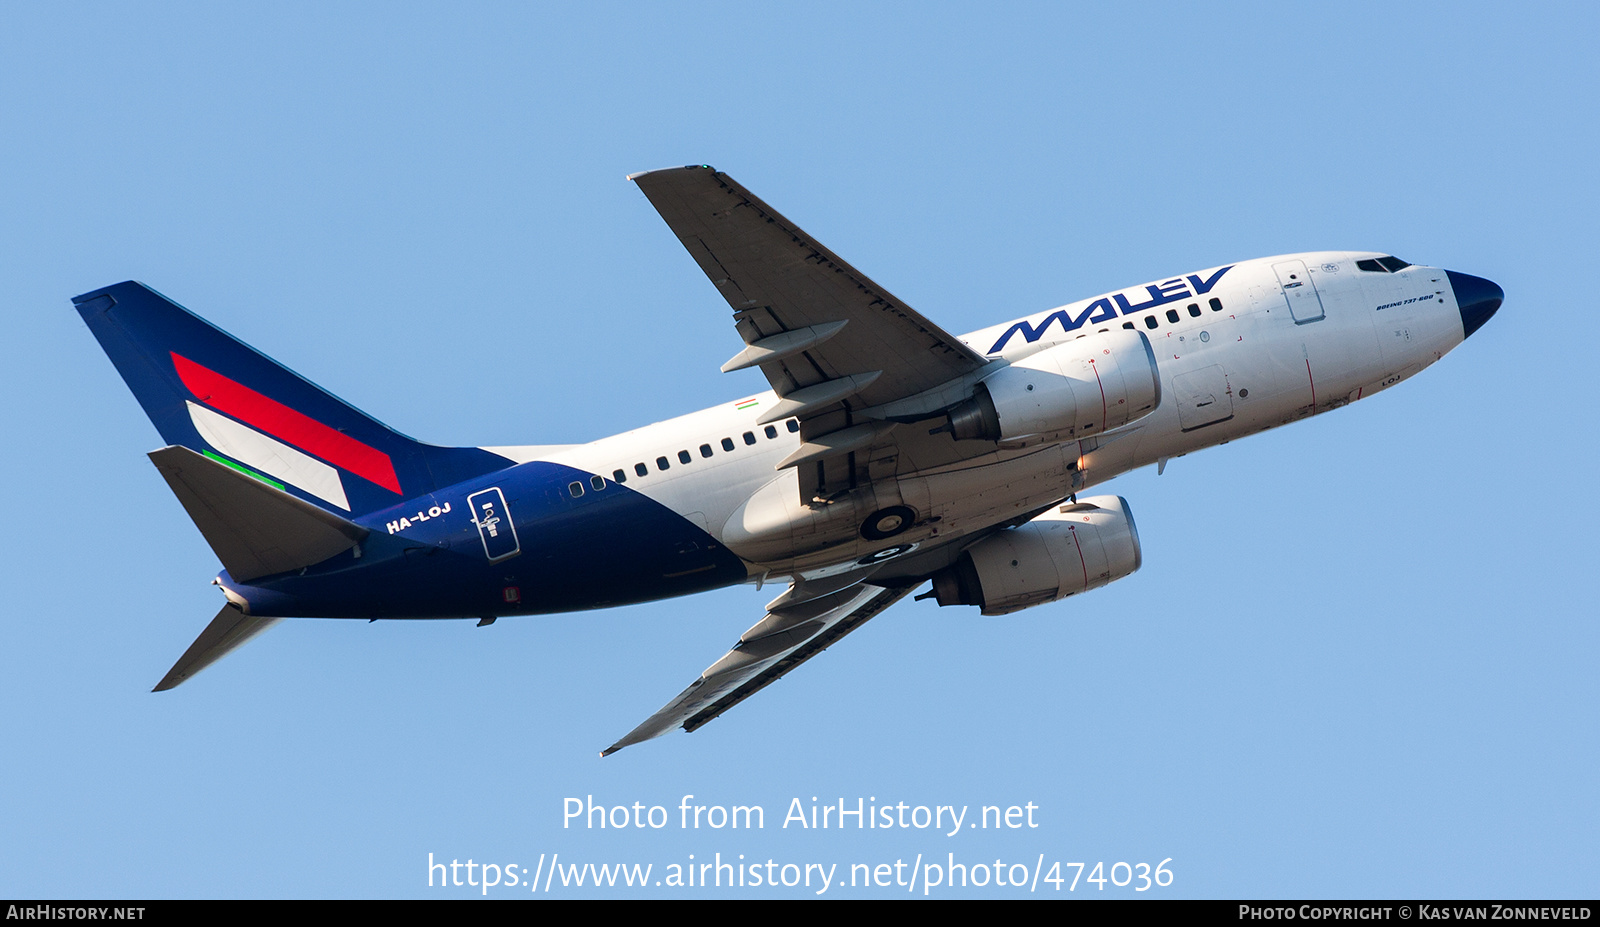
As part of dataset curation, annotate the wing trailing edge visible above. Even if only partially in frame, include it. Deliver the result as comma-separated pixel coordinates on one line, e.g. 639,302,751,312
630,165,995,504
601,581,916,756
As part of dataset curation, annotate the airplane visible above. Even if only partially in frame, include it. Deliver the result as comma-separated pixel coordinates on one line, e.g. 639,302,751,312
71,165,1503,756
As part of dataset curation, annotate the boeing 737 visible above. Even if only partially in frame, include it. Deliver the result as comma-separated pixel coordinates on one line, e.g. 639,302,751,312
72,165,1503,755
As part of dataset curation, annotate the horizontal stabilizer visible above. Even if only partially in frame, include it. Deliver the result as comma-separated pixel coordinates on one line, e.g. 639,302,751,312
149,446,369,582
153,604,281,691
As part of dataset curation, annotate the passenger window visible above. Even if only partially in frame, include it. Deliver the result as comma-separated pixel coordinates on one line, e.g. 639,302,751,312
613,469,627,484
1165,309,1180,324
1122,321,1135,330
743,431,756,445
786,420,800,433
699,443,713,458
1188,303,1201,317
1144,316,1158,329
656,456,670,471
590,475,605,491
721,437,735,452
635,462,648,477
678,450,691,464
1209,298,1223,311
764,425,778,439
567,481,584,498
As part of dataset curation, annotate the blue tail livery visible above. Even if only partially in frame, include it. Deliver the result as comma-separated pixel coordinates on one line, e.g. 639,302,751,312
73,281,510,516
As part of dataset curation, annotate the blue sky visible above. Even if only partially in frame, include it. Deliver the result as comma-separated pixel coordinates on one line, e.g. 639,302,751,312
3,2,1594,898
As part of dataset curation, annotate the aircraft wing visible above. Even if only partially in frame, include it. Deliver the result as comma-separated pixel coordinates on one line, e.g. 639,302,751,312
602,580,915,756
632,166,995,500
631,166,989,408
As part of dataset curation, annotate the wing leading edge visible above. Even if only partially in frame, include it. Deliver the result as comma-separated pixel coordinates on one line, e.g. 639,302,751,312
608,166,1000,752
631,166,995,502
602,581,916,756
630,165,988,407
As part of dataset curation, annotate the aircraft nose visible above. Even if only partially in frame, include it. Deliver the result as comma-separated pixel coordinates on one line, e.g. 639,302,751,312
1446,270,1503,339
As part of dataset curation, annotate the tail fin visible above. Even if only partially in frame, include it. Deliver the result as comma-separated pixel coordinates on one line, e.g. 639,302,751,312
74,282,511,517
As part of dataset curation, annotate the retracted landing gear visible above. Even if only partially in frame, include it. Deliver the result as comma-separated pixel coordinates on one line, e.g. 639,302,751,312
860,505,916,541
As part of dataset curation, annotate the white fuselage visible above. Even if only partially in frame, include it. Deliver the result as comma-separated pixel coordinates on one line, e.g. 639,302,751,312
519,251,1463,581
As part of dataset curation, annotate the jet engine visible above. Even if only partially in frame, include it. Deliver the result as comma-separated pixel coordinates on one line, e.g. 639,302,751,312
926,495,1142,615
941,330,1161,446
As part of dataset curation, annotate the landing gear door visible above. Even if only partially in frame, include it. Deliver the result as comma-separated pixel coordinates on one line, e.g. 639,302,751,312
1274,259,1325,324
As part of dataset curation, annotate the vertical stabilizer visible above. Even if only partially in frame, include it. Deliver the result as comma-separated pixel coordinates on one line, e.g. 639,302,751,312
73,282,511,517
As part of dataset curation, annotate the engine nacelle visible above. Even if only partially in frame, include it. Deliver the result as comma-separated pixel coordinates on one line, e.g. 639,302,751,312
943,330,1161,446
927,495,1142,615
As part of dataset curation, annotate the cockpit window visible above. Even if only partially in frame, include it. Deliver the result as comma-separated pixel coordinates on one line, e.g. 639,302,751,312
1356,255,1412,273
